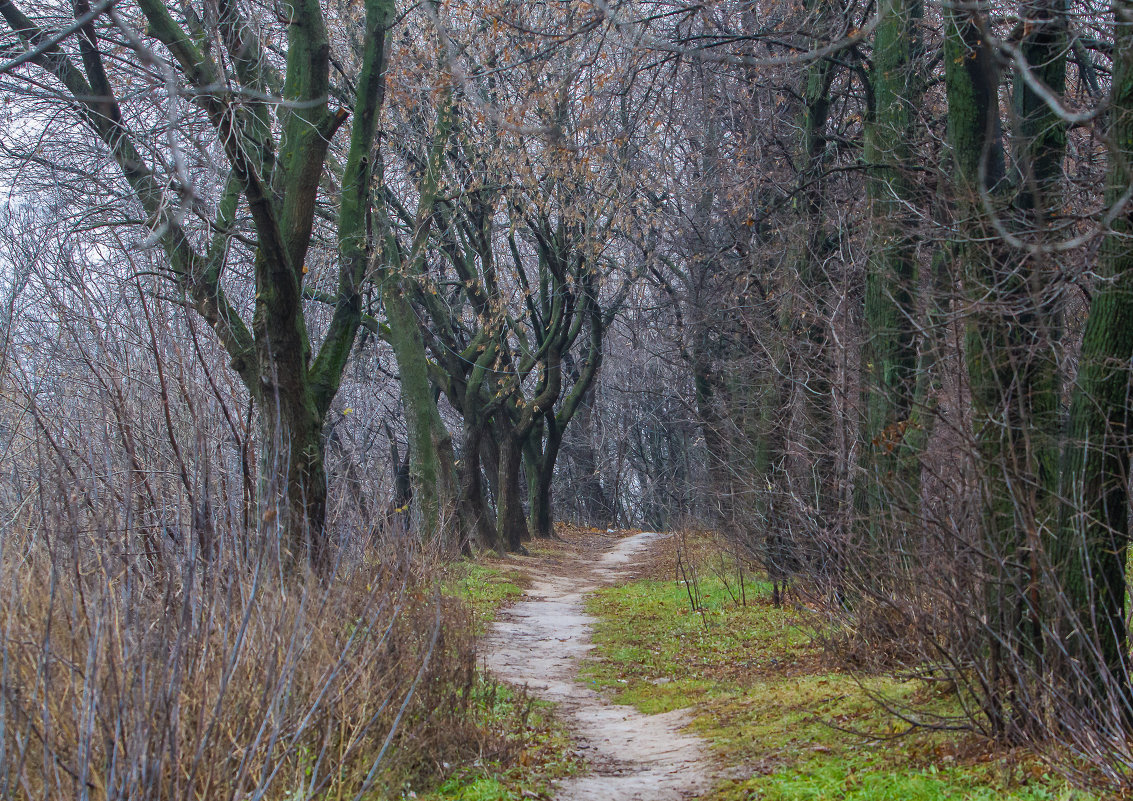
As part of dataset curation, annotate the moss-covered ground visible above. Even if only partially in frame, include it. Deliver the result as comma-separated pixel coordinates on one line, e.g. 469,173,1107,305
583,542,1094,801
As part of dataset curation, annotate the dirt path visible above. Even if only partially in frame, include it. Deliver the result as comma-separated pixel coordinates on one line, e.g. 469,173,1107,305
483,532,713,801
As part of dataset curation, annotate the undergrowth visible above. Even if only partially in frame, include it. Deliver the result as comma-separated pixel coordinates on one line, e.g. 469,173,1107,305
413,679,579,801
419,555,580,800
583,541,1095,801
0,527,573,801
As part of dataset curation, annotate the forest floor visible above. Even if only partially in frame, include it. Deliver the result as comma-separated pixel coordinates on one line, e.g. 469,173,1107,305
432,529,1095,801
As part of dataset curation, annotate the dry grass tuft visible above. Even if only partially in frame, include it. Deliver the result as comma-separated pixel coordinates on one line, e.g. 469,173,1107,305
0,525,522,800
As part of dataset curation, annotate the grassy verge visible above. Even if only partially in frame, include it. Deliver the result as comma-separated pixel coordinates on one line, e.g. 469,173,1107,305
583,547,1093,801
444,558,529,634
413,557,580,801
412,677,580,801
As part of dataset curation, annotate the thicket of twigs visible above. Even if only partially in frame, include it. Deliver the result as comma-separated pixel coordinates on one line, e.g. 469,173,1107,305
0,529,480,800
0,251,511,800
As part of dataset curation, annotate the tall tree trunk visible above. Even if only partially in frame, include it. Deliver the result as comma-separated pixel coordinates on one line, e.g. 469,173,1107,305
1053,0,1133,717
945,0,1015,737
497,431,530,551
1011,0,1068,710
860,0,923,533
459,417,499,552
945,0,1066,736
384,284,457,541
784,16,837,587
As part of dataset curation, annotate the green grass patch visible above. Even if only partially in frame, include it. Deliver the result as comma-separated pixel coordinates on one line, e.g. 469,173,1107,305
584,568,1094,801
715,763,1090,801
444,559,528,634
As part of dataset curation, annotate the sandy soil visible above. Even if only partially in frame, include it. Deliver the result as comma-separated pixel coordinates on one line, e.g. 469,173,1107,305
483,532,713,801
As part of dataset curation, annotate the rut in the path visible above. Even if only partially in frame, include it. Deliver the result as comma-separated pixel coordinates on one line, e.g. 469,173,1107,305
483,532,713,801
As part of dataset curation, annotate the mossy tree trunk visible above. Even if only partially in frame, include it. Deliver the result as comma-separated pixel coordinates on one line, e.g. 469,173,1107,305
372,90,460,543
1010,0,1068,708
783,11,837,586
860,0,923,533
1053,0,1133,717
945,0,1067,735
383,286,459,541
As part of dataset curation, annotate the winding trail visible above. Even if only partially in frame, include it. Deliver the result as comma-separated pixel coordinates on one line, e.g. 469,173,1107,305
483,532,713,801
